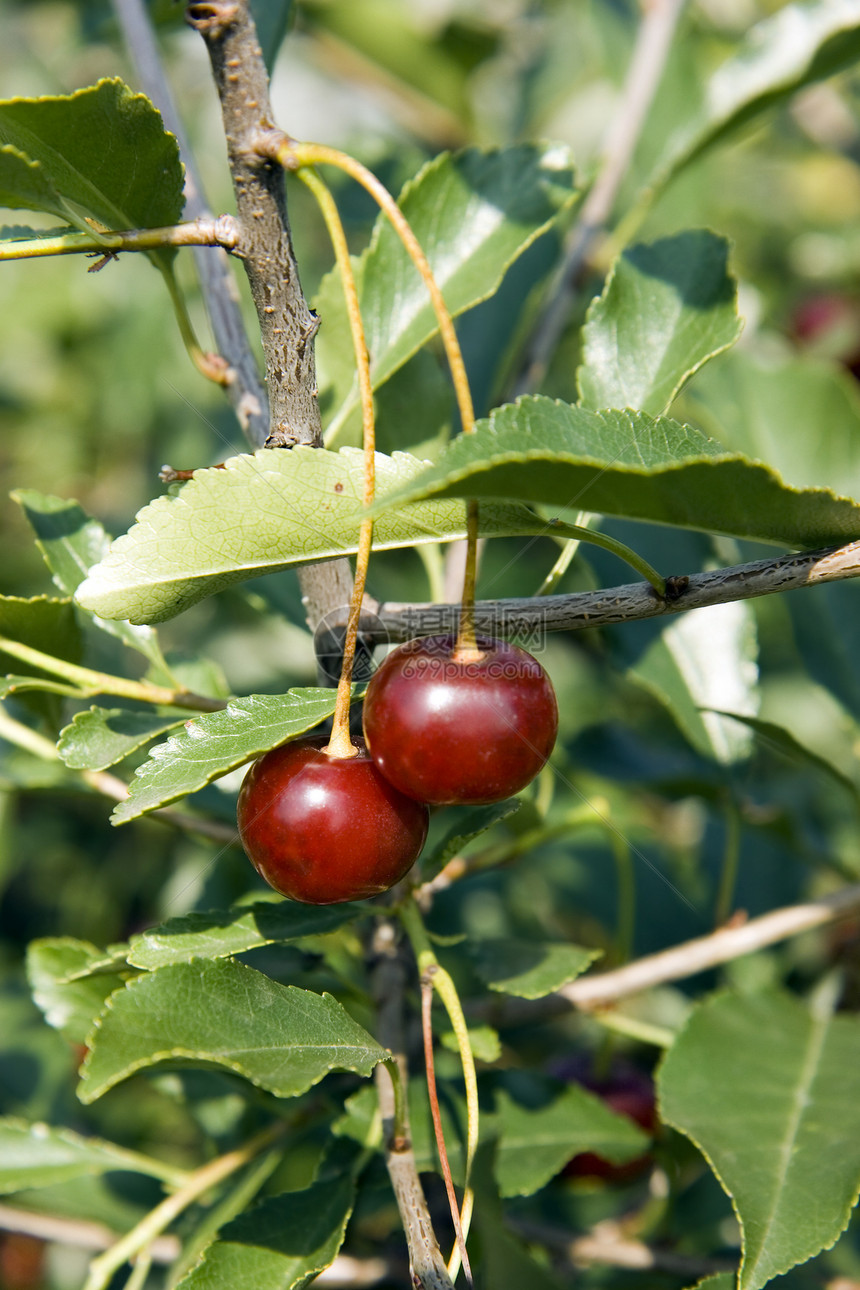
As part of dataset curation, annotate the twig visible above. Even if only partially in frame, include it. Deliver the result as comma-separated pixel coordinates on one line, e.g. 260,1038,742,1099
375,540,860,640
562,881,860,1009
371,920,456,1290
0,218,240,261
514,0,688,394
0,1206,179,1262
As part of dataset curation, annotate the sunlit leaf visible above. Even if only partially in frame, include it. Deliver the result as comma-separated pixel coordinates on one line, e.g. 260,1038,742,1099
659,988,860,1290
0,79,183,233
74,447,589,626
578,231,742,416
27,939,128,1045
109,688,354,825
317,143,577,443
127,902,361,970
57,708,184,771
79,960,387,1103
371,399,860,547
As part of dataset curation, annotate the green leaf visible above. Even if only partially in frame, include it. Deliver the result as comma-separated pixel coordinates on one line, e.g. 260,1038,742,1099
0,1118,181,1193
79,960,387,1104
317,143,576,442
577,231,742,416
495,1087,650,1198
127,903,361,970
469,939,601,999
0,79,183,233
683,1278,735,1290
74,447,584,626
371,399,860,547
787,582,860,722
658,988,860,1290
707,710,860,799
422,799,521,881
57,708,184,772
27,939,128,1045
626,601,759,764
109,688,350,825
0,595,81,679
684,348,860,500
647,0,860,196
175,1175,354,1290
12,490,167,669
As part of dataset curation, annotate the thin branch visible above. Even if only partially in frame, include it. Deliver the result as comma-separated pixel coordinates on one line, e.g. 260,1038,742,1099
372,920,456,1290
514,0,688,395
375,540,860,640
0,217,240,261
511,1216,735,1278
562,881,860,1009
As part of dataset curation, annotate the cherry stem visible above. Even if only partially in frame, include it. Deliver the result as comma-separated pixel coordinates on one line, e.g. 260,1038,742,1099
400,898,478,1283
161,260,232,386
295,165,376,760
270,136,481,653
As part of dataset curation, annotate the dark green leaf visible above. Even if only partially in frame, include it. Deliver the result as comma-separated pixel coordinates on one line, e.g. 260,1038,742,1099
659,988,860,1290
0,79,183,232
27,938,128,1045
74,447,588,626
12,490,167,668
469,939,601,999
0,595,81,675
110,688,352,825
0,1118,181,1192
371,398,860,547
127,903,362,970
577,232,742,416
176,1175,354,1290
422,800,521,881
57,708,184,772
495,1087,650,1197
79,960,387,1103
317,144,576,443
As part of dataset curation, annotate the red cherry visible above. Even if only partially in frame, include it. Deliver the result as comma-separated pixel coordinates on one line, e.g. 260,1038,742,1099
237,737,429,904
362,634,558,805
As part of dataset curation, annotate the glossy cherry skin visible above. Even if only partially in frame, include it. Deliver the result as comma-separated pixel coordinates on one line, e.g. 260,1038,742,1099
362,634,558,805
237,737,429,904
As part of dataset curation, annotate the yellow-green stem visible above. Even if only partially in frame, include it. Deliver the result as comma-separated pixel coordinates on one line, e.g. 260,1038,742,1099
0,637,224,711
296,165,376,760
275,137,481,654
161,262,230,385
399,899,478,1280
0,222,237,261
83,1124,285,1290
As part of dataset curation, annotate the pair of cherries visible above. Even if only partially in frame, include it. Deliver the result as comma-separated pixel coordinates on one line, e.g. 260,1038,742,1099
237,634,559,904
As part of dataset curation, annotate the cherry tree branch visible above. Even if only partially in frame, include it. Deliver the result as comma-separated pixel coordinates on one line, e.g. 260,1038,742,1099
514,0,687,395
376,539,860,640
562,881,860,1009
